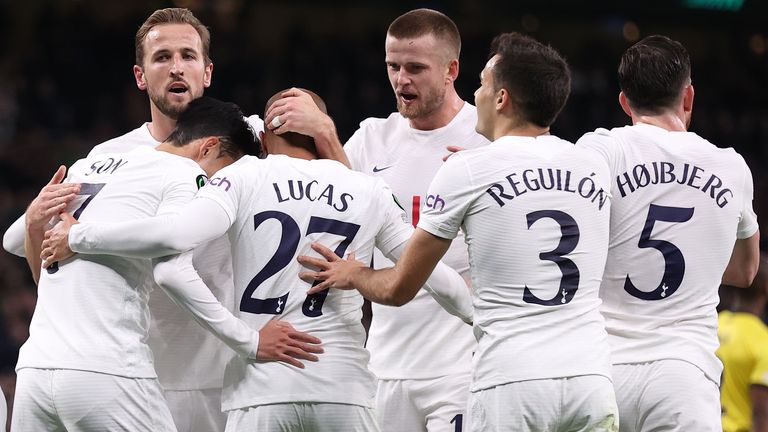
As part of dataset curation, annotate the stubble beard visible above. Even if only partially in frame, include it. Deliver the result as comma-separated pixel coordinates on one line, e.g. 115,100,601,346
396,86,446,120
148,87,196,120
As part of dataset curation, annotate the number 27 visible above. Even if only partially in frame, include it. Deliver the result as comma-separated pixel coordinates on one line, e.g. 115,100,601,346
240,211,360,317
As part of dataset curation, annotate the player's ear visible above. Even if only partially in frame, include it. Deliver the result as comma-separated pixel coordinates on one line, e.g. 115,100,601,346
682,84,694,113
199,136,221,159
134,65,147,91
496,88,509,112
446,58,459,84
203,62,213,88
618,91,633,117
258,131,270,156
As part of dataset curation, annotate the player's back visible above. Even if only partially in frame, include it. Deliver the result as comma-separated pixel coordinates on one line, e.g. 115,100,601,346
197,154,407,411
18,147,203,378
423,135,613,391
718,311,768,432
577,124,758,382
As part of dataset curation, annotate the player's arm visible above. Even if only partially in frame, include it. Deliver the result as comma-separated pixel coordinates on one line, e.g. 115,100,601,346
4,165,79,257
22,166,80,282
302,228,451,305
382,238,472,323
752,385,768,432
40,196,230,265
153,252,322,368
24,218,45,284
370,191,472,321
722,232,760,288
264,88,350,167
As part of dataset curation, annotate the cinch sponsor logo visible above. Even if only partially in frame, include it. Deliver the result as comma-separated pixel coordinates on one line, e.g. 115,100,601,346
425,194,445,211
209,176,232,191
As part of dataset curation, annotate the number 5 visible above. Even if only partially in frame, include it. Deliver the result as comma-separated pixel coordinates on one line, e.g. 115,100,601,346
624,204,694,300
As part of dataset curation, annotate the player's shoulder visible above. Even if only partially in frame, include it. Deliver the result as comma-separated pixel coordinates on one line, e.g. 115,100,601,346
209,154,262,181
355,112,405,132
311,157,388,191
73,147,154,170
87,124,157,157
743,314,768,340
681,131,743,159
576,126,620,147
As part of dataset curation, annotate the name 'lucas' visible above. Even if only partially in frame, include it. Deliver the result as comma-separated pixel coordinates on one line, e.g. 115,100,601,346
273,180,353,212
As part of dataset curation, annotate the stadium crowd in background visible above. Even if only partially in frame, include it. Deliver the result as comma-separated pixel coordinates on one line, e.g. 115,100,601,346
0,1,766,431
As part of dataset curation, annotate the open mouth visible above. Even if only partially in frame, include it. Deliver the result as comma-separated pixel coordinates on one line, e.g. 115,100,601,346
399,92,417,103
168,82,189,94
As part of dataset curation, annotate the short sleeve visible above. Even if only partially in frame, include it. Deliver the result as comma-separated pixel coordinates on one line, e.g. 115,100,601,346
417,153,475,240
344,121,368,172
373,179,413,256
737,160,759,240
576,128,620,178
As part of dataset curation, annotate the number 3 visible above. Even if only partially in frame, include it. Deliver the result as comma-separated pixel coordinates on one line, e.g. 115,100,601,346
523,210,581,306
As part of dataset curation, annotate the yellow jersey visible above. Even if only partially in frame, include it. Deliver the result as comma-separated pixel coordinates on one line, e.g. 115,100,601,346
718,311,768,432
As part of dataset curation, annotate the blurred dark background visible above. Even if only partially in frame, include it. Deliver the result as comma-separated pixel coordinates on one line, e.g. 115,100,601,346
0,0,766,426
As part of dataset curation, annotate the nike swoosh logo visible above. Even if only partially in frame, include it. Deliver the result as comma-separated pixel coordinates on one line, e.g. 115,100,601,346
373,165,394,173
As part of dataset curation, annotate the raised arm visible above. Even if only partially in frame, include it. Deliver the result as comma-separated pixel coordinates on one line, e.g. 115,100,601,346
153,251,323,368
5,165,79,257
264,88,350,167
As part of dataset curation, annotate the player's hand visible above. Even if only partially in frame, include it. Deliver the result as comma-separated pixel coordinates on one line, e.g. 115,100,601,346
256,320,323,369
40,213,79,268
298,242,365,294
25,165,80,229
265,87,332,137
442,145,466,162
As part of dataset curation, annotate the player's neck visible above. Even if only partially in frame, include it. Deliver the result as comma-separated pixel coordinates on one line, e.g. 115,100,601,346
495,119,550,141
632,112,687,132
407,89,464,131
147,107,178,142
154,141,192,158
268,143,317,161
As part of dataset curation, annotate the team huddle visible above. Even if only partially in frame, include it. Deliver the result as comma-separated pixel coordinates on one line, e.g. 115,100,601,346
2,6,760,432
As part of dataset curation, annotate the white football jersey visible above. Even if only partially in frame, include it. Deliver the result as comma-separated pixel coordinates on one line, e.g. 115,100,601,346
577,124,759,383
195,154,413,411
87,117,262,390
17,147,204,378
345,102,488,379
418,135,614,392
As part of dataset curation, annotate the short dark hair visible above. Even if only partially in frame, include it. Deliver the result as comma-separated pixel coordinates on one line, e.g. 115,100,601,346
135,8,211,67
618,35,691,114
489,32,570,128
166,96,260,159
387,8,461,59
264,88,327,155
